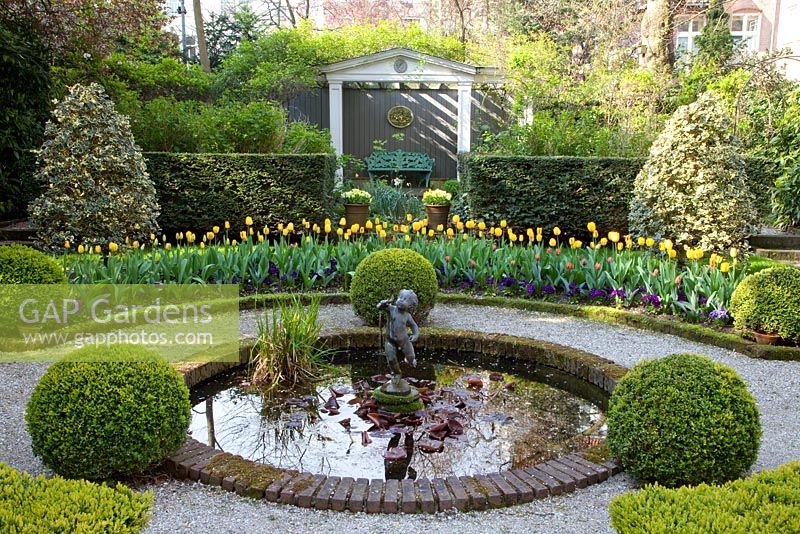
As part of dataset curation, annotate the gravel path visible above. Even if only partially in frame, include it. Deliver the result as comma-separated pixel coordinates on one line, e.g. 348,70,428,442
2,303,798,533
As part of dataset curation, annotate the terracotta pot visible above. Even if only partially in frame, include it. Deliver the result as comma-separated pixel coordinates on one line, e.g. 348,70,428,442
425,204,451,231
344,203,369,229
753,331,781,345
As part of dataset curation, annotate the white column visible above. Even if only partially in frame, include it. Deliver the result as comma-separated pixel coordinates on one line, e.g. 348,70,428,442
456,81,473,154
328,81,344,181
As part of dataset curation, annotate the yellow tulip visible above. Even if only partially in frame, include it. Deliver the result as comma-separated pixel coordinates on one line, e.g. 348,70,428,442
668,249,677,259
452,214,461,224
239,230,247,240
63,240,70,249
436,224,444,232
494,228,503,238
379,230,387,239
536,227,543,235
478,221,487,231
447,228,454,237
231,240,237,246
325,225,332,234
245,216,253,226
213,226,220,234
286,222,294,232
572,240,583,249
600,238,608,246
645,237,655,247
587,221,596,233
536,234,543,242
165,243,172,250
617,242,624,251
404,235,411,242
549,238,556,247
720,261,731,273
224,221,230,230
132,241,139,249
337,228,343,236
553,226,561,236
108,242,118,253
608,231,620,243
150,233,156,241
401,224,409,233
730,247,739,259
200,242,205,249
366,220,373,230
94,245,101,254
339,217,346,227
282,228,290,236
258,234,264,242
248,227,253,236
78,244,85,254
206,231,214,241
428,229,435,237
351,223,360,233
637,237,646,246
406,213,413,222
466,220,476,230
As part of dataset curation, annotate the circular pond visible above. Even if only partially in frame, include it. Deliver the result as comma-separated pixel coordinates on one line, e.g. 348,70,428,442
189,349,607,481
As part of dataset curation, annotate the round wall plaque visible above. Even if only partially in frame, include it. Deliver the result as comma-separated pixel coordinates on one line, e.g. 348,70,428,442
387,105,414,128
393,58,408,73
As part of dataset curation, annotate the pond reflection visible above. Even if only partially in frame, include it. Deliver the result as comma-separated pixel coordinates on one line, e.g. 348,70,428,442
190,349,606,480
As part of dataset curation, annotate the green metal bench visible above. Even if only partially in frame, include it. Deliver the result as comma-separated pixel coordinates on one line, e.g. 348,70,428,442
365,150,434,188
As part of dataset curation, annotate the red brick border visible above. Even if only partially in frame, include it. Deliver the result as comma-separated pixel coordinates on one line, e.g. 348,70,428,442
166,328,626,513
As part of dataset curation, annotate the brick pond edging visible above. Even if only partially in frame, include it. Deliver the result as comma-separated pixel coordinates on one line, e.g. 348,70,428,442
166,328,627,514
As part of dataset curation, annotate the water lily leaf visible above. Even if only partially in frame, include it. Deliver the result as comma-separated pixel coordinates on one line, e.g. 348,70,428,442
338,418,351,428
324,396,339,410
383,447,407,460
418,439,444,453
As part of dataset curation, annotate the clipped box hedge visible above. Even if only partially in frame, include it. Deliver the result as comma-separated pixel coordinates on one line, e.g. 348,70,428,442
459,154,780,236
0,462,153,533
609,461,800,533
146,152,336,234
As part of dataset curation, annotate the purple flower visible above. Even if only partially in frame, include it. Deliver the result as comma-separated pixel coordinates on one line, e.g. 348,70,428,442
499,275,517,288
641,293,661,309
610,288,626,299
486,276,494,286
589,288,607,298
542,284,556,295
526,282,536,295
700,296,708,305
678,291,687,302
708,308,729,320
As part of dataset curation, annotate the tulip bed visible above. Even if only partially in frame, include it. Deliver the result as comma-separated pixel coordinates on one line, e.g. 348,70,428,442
61,218,748,324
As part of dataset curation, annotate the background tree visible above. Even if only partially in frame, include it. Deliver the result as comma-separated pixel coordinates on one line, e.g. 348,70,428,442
639,0,674,71
0,18,51,218
694,0,733,68
193,0,211,72
206,6,265,69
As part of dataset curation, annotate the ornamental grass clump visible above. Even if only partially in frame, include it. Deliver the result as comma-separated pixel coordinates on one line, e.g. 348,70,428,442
341,188,372,205
629,91,757,254
25,345,190,480
29,83,160,251
250,295,332,391
729,266,800,344
350,248,438,326
607,353,760,487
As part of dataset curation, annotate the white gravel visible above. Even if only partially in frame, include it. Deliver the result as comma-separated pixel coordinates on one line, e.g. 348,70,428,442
2,303,798,533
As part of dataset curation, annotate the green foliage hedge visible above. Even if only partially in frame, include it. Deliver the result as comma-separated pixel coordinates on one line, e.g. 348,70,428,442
459,154,780,236
350,248,438,326
730,266,800,344
610,462,800,533
460,154,643,236
0,463,152,533
607,353,761,487
146,152,336,234
0,245,65,284
26,346,190,480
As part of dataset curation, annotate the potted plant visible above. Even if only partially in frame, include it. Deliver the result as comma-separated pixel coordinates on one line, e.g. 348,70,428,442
422,189,452,230
341,188,372,229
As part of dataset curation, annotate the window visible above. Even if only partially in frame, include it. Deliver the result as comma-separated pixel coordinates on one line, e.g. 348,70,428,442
675,17,705,58
730,14,760,52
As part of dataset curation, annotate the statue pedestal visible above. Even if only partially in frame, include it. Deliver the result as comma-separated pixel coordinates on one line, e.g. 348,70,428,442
373,377,422,414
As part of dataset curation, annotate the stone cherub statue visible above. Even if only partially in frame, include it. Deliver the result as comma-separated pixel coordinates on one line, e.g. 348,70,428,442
377,289,419,394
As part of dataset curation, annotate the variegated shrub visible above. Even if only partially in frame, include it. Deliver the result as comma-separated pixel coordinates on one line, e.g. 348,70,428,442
629,91,757,254
29,83,160,251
